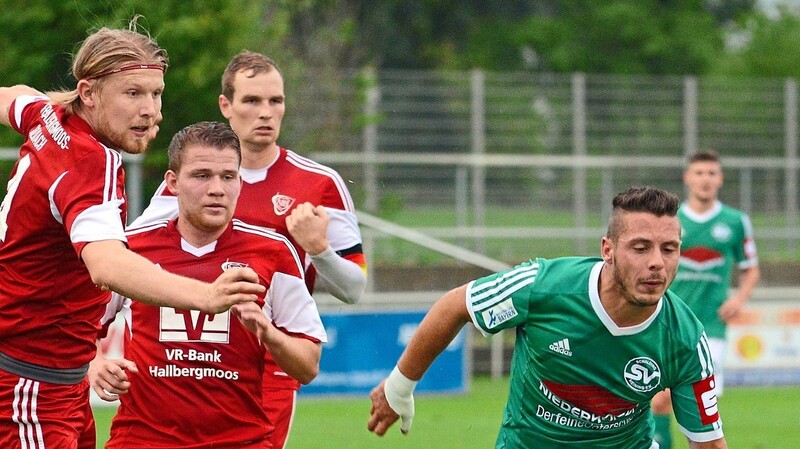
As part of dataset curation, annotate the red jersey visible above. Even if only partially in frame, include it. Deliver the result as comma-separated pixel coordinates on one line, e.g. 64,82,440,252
131,147,365,390
0,96,127,371
105,219,326,449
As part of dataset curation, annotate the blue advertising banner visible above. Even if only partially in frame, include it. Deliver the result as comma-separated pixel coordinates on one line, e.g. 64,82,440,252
300,310,469,397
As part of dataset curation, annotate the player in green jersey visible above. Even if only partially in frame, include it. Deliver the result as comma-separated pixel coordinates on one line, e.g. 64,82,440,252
651,151,759,449
367,186,727,449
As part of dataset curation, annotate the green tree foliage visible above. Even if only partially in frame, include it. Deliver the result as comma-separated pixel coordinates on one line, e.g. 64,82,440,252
0,0,292,150
713,4,800,77
456,0,726,74
315,0,754,74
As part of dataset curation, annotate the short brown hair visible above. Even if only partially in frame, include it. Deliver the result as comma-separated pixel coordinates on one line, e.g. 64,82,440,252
607,186,679,241
687,150,721,165
167,121,241,172
221,50,281,100
48,17,168,115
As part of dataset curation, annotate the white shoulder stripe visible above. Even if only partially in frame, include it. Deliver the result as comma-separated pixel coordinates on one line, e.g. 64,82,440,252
470,264,539,308
285,150,355,212
471,275,536,313
12,95,48,129
696,332,714,378
126,219,169,236
232,219,304,275
100,145,123,203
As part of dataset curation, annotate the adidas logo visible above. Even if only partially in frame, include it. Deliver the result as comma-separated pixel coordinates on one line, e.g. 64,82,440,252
549,338,572,356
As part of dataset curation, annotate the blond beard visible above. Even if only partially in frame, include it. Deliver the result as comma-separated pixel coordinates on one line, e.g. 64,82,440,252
94,114,152,154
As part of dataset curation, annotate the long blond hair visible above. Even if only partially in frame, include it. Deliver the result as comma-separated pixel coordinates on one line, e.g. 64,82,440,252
48,17,168,115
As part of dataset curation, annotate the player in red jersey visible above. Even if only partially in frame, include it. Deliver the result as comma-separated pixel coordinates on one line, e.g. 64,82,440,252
91,121,325,448
0,24,263,449
130,51,367,448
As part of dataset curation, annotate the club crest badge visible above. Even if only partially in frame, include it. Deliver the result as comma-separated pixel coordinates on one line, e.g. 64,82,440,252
221,260,248,271
272,193,295,216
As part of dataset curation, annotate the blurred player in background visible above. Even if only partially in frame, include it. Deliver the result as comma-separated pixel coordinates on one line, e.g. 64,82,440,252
368,186,728,449
129,50,367,449
651,150,759,449
0,22,262,449
90,121,326,448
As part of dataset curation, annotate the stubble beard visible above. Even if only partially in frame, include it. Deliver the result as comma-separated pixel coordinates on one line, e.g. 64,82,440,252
612,255,662,308
95,115,150,154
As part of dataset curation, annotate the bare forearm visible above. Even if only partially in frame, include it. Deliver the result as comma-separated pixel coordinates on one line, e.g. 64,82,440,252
689,437,727,449
83,240,210,308
735,266,760,301
397,285,471,380
262,332,321,384
83,240,263,313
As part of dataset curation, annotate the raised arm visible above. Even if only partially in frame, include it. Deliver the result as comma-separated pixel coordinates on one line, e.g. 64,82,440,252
367,284,472,436
0,85,44,127
82,240,264,313
287,202,367,304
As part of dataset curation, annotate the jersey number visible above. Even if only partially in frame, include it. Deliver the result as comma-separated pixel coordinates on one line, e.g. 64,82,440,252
0,154,31,242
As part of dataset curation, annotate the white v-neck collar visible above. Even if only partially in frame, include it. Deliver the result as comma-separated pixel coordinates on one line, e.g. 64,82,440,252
680,200,722,223
240,149,280,184
588,262,662,336
180,238,217,257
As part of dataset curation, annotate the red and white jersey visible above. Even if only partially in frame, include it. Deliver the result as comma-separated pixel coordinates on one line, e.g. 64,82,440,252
0,96,127,369
131,147,365,390
105,219,326,448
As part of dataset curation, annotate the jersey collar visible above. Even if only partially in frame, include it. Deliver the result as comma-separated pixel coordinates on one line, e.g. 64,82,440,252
588,261,663,336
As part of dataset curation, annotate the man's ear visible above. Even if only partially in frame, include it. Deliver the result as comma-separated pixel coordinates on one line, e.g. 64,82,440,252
600,237,613,264
219,94,232,119
165,170,179,195
77,79,96,107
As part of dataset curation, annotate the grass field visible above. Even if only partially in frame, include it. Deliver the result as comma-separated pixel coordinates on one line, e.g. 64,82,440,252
93,376,800,448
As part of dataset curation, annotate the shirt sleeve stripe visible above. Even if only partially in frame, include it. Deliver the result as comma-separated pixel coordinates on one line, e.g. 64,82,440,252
469,263,539,310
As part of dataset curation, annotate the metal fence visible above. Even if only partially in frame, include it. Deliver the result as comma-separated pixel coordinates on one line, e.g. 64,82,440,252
3,70,799,264
281,70,800,262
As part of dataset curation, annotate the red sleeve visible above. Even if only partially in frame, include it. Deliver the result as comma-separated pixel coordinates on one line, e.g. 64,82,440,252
52,149,127,255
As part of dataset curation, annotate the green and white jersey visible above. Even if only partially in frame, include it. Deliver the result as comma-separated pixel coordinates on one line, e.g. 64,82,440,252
671,201,758,338
467,257,723,449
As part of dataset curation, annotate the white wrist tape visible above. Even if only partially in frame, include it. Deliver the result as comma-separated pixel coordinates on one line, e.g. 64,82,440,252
384,365,417,434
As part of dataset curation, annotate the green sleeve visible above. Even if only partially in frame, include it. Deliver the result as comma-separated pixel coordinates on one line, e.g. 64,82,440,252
466,260,538,336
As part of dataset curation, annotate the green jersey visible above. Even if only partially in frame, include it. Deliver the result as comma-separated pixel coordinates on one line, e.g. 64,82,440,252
670,201,758,338
467,257,723,449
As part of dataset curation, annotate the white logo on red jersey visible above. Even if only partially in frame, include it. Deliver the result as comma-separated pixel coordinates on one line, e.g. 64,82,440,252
160,308,230,343
272,193,295,216
221,260,248,271
693,375,720,425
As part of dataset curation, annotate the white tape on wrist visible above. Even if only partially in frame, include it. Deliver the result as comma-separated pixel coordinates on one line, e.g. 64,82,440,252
384,365,417,434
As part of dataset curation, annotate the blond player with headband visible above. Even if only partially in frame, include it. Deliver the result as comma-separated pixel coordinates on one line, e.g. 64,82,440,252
0,20,263,449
